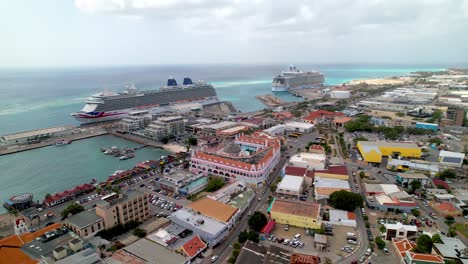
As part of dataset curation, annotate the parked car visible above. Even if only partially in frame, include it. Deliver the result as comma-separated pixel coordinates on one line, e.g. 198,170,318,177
211,255,219,263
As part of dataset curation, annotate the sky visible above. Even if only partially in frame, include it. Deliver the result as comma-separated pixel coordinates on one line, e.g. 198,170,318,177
1,0,468,67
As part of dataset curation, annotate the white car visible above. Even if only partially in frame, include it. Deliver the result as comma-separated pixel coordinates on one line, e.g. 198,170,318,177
211,255,219,263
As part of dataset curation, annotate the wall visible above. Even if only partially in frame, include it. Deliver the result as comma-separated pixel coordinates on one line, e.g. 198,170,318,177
270,211,320,229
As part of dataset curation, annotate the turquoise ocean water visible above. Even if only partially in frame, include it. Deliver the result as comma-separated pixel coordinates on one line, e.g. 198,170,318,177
0,65,444,213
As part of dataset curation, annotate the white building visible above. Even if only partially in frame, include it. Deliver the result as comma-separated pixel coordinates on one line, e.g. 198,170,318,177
119,110,152,132
263,125,285,136
284,122,314,133
330,90,351,99
145,116,185,139
277,175,305,198
314,177,350,200
439,150,465,168
329,209,357,227
13,218,28,235
384,223,418,240
208,182,247,203
288,152,327,170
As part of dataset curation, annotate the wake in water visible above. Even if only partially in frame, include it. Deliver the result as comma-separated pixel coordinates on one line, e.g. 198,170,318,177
0,97,86,116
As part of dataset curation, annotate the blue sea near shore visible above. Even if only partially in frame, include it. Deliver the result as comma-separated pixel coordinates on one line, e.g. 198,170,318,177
0,64,444,214
0,64,444,135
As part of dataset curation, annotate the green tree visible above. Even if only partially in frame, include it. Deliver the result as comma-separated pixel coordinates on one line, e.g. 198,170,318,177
238,230,259,243
375,236,386,249
185,137,198,152
379,225,386,233
445,215,455,226
431,234,443,244
437,169,457,180
270,183,277,193
396,112,405,117
160,136,170,144
428,137,443,145
61,203,84,218
329,190,363,212
415,234,433,253
359,171,366,178
324,258,333,264
133,228,146,238
205,177,225,192
233,242,241,250
228,256,237,264
411,209,421,217
248,212,268,232
410,181,422,192
447,227,457,237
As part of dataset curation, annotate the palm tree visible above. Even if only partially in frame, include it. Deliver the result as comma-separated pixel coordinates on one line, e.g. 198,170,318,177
185,137,198,152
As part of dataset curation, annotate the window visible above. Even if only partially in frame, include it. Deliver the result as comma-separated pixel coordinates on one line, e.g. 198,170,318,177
399,232,404,236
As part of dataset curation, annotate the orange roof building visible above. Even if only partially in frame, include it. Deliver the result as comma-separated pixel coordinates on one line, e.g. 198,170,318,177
181,235,207,260
404,252,444,264
190,133,281,187
302,110,344,124
432,202,462,217
290,253,321,264
187,197,238,224
392,238,417,258
0,223,63,264
270,199,321,229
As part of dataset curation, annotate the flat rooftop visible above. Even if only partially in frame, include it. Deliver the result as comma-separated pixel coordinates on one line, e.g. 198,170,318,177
270,199,320,219
171,208,227,235
358,141,419,149
67,210,102,229
122,238,185,264
205,121,237,130
187,197,238,223
220,126,247,134
314,178,350,189
284,121,314,129
278,175,304,192
227,188,255,209
398,173,428,179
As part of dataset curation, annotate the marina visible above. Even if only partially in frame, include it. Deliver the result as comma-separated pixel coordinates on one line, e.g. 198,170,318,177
100,145,147,160
0,134,170,214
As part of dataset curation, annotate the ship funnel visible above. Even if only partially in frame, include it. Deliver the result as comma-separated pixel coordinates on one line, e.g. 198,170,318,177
183,78,193,85
167,78,178,86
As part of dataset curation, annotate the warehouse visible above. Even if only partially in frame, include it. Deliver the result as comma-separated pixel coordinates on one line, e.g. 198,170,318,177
357,141,421,163
438,150,465,168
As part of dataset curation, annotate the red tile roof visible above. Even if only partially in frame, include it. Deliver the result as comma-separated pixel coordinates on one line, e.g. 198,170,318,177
290,253,320,264
392,238,417,257
181,235,207,259
435,202,459,212
347,212,356,220
303,110,344,122
432,179,450,190
306,166,348,178
407,252,444,263
285,166,307,177
333,117,352,124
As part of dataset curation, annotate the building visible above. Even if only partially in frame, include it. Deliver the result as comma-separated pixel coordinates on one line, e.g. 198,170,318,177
431,202,462,217
284,122,314,133
240,117,275,130
432,237,468,264
235,240,293,264
396,173,430,188
314,178,350,200
264,124,285,136
144,116,185,139
3,193,34,211
311,166,349,181
218,126,249,140
156,171,207,195
288,152,327,170
357,141,421,163
290,253,321,264
415,122,439,131
387,158,439,175
364,184,401,196
426,189,448,196
0,223,90,264
118,111,151,132
190,133,281,187
109,238,186,264
170,207,229,247
439,150,465,168
384,223,418,240
0,125,75,146
308,144,325,154
392,238,417,258
332,116,352,129
43,184,95,207
227,188,255,215
64,210,104,238
180,235,207,260
95,190,149,229
330,90,351,99
54,248,102,264
186,197,239,228
403,252,445,264
13,218,29,235
302,110,344,125
198,121,237,136
269,198,321,229
277,175,305,198
207,182,247,203
365,185,417,213
328,209,356,227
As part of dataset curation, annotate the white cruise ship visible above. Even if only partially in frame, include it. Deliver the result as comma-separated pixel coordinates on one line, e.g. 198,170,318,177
272,66,325,92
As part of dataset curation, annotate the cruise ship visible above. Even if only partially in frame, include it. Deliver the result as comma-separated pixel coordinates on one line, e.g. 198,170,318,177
72,78,219,124
272,66,325,92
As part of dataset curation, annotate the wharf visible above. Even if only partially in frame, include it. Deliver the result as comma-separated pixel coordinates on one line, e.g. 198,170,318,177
0,129,108,156
109,131,184,153
288,88,326,100
256,94,286,107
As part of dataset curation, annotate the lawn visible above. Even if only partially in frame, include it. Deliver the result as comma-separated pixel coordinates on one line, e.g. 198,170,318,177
453,223,468,238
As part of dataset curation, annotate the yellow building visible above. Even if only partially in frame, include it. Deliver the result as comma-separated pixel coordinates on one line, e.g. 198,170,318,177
269,198,321,229
357,141,421,163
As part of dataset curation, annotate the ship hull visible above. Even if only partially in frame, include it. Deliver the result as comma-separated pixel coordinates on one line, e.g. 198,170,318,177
271,86,289,92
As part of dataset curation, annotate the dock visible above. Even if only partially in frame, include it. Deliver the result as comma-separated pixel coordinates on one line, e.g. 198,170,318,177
256,94,286,107
288,88,326,100
0,129,108,156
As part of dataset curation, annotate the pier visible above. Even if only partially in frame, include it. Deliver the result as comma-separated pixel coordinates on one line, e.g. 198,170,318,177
0,129,108,156
255,94,286,107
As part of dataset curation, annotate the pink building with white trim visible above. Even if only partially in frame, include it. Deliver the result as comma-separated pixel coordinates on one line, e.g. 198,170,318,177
190,133,281,187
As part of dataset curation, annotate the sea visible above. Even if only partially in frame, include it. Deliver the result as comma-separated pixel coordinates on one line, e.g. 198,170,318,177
0,64,444,213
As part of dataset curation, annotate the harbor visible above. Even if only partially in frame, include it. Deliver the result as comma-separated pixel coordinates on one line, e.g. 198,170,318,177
255,94,287,107
0,134,170,214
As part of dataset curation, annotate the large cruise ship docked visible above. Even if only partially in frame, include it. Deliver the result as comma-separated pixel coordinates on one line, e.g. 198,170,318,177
272,66,325,92
72,78,219,124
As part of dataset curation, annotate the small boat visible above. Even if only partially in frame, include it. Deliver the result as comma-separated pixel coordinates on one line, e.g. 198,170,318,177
90,179,97,184
119,155,129,160
54,140,71,146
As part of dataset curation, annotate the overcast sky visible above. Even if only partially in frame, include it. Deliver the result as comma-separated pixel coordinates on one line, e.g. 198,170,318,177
1,0,467,67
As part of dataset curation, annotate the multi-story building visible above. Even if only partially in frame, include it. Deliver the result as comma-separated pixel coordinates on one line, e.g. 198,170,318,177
64,210,104,238
357,141,421,163
190,133,281,187
144,116,185,139
118,110,152,132
95,190,149,229
277,175,305,198
384,223,418,240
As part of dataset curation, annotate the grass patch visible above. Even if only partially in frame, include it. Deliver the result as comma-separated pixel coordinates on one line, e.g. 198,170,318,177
453,223,468,238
